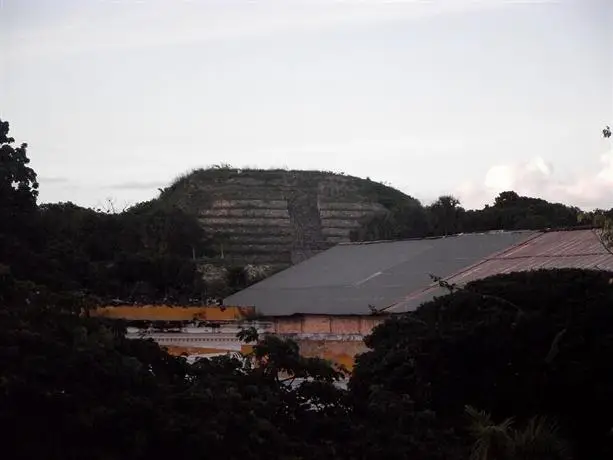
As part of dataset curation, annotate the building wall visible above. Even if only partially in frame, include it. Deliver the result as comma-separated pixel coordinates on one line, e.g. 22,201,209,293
92,305,254,321
272,315,385,335
93,306,387,371
165,344,253,357
295,339,370,371
275,316,303,334
271,315,386,370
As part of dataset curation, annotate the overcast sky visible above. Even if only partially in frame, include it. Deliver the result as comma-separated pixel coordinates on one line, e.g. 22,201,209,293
1,0,612,210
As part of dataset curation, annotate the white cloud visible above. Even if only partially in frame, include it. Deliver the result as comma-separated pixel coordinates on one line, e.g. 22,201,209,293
483,156,553,195
456,149,613,210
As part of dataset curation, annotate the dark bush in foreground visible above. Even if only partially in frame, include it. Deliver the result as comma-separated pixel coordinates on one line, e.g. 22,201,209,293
352,268,613,459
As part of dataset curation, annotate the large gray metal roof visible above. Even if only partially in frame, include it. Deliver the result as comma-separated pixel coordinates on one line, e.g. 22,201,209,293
224,230,535,315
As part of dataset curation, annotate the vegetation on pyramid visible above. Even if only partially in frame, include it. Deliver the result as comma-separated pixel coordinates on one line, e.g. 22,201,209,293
157,166,422,269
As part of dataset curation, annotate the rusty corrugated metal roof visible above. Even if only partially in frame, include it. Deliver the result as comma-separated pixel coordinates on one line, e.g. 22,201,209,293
386,229,613,312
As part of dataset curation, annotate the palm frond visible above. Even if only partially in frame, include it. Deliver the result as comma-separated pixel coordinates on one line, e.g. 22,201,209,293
511,416,571,460
466,406,514,460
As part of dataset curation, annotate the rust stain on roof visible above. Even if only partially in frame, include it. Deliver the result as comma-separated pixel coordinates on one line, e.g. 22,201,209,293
386,229,613,312
449,229,613,284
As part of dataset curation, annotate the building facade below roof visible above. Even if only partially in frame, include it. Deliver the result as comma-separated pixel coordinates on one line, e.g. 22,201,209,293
92,305,384,370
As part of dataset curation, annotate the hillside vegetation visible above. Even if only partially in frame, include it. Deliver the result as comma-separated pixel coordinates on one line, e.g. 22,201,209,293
158,166,423,268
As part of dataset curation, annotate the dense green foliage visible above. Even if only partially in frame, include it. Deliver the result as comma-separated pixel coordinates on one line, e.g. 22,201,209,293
0,119,39,276
17,201,213,302
465,406,571,460
351,269,613,459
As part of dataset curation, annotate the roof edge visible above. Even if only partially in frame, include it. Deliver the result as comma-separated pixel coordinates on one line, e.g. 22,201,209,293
338,226,599,247
338,229,534,246
260,312,392,319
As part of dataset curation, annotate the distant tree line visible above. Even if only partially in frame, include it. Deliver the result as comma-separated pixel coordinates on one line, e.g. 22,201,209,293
350,190,593,242
3,199,218,303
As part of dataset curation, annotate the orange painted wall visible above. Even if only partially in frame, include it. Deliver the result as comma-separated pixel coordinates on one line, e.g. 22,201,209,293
91,305,254,321
165,344,254,357
240,344,254,355
296,340,370,371
165,340,365,371
165,345,232,356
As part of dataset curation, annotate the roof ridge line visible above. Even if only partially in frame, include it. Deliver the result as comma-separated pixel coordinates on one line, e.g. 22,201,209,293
338,229,535,246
